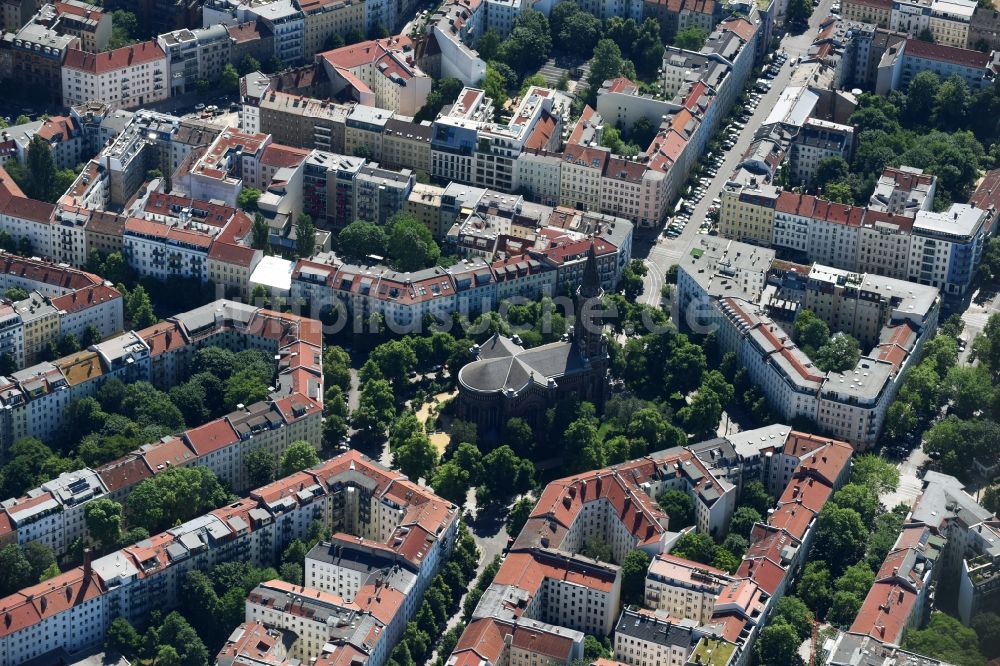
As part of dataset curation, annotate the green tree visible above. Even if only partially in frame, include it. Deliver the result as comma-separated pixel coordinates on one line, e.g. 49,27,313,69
157,611,210,666
740,480,773,515
972,612,1000,659
279,441,321,476
85,498,124,550
798,561,833,618
25,134,57,201
621,549,652,605
126,466,231,534
831,483,880,524
944,364,994,418
506,496,534,536
934,75,971,130
220,63,240,93
903,612,986,666
430,461,469,505
670,532,716,565
394,433,438,480
730,506,762,537
771,596,814,641
656,489,694,528
673,26,707,50
787,0,813,22
827,589,863,626
338,219,387,257
251,212,270,251
0,544,33,596
587,39,625,99
4,287,28,301
239,54,262,74
237,188,262,212
814,505,867,575
756,622,803,666
105,617,141,658
295,213,316,258
386,213,440,271
794,309,830,353
905,71,940,126
814,333,861,372
244,448,275,487
477,28,502,60
851,455,900,494
496,10,551,76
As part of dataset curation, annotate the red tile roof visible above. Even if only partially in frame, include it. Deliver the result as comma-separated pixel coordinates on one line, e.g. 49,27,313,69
184,418,240,455
50,284,120,314
903,38,990,68
63,40,166,74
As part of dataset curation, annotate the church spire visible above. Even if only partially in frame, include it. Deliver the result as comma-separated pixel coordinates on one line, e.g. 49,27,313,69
579,243,601,299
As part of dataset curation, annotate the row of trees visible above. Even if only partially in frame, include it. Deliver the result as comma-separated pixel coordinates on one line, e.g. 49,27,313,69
754,456,900,664
388,521,480,666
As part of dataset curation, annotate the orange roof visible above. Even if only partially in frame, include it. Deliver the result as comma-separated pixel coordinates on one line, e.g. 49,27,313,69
141,436,196,472
96,453,153,493
849,581,918,644
0,567,104,639
493,551,617,595
778,476,834,513
260,143,311,169
453,618,511,662
63,40,165,74
137,321,188,357
50,284,120,314
184,418,240,455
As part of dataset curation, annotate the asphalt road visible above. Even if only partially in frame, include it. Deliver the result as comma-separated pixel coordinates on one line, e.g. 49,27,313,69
639,0,838,306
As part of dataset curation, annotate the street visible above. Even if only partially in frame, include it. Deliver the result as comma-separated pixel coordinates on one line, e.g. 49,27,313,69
639,0,837,306
881,446,930,513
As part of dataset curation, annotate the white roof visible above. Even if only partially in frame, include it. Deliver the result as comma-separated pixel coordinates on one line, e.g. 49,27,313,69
249,255,294,292
762,86,819,129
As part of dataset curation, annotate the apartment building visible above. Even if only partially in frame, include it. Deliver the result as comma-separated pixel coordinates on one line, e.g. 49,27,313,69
188,129,272,206
908,203,988,296
250,0,305,64
875,37,997,93
0,0,36,31
867,166,936,217
843,0,892,27
62,41,168,110
6,22,80,104
258,90,351,152
319,37,432,117
157,24,231,95
446,427,853,666
0,450,457,666
929,0,976,46
645,554,734,624
0,300,323,554
381,118,432,175
298,0,364,57
721,171,986,297
613,608,702,666
679,234,940,449
429,0,488,84
34,0,111,52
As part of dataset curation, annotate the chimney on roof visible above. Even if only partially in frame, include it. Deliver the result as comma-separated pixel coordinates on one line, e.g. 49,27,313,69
83,547,93,579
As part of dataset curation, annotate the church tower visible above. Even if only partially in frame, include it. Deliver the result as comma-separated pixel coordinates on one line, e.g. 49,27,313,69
575,243,606,362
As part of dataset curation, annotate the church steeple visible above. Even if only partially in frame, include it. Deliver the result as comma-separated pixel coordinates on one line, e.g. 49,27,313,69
579,243,602,300
575,243,605,361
